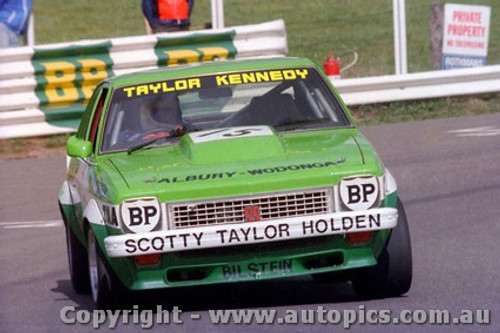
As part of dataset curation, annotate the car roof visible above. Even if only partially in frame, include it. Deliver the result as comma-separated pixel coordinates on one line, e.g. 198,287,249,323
106,57,318,87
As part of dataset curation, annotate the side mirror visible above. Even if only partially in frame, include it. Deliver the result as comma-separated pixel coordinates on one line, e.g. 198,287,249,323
66,135,92,158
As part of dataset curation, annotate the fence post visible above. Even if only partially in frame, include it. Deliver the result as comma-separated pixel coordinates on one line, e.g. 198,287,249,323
393,0,408,75
429,1,444,70
26,13,35,46
211,0,225,29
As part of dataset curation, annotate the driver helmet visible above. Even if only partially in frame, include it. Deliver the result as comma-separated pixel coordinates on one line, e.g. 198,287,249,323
142,94,183,129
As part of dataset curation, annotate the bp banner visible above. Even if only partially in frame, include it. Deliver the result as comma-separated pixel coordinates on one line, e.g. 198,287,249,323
441,3,491,69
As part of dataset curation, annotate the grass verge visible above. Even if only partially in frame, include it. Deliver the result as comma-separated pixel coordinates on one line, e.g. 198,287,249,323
351,94,500,125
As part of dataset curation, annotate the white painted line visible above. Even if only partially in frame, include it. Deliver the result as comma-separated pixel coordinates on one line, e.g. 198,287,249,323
447,126,500,137
0,220,63,229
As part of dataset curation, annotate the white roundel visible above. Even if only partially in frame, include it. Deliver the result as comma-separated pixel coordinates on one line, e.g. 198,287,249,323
189,126,273,143
120,198,161,233
339,176,379,211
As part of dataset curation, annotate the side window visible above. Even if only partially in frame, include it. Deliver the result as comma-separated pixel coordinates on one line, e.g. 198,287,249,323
76,96,98,139
88,88,108,151
77,85,107,139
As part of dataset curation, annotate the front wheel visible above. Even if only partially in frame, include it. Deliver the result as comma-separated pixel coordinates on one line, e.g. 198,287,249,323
351,197,412,299
87,228,122,308
65,224,90,294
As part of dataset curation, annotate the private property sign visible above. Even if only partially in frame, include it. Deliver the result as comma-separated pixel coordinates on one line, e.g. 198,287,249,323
442,3,491,69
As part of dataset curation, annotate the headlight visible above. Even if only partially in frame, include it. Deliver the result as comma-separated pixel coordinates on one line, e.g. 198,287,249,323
339,176,380,211
120,197,162,233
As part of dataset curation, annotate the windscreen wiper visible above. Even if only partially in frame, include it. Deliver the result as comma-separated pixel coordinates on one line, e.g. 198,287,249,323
275,118,332,131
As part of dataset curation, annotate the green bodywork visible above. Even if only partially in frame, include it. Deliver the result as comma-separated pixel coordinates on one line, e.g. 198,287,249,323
59,57,397,290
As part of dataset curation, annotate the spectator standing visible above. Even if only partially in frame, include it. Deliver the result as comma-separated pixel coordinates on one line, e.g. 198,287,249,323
0,0,32,48
142,0,194,33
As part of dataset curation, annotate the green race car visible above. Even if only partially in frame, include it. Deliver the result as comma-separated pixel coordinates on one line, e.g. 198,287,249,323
58,57,412,307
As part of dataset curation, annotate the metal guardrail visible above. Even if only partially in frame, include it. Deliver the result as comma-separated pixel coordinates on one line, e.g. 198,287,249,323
333,65,500,105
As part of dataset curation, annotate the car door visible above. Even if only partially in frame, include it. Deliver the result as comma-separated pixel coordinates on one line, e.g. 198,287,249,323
67,84,109,228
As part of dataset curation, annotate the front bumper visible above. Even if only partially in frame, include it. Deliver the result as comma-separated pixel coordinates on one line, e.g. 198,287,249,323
105,207,397,257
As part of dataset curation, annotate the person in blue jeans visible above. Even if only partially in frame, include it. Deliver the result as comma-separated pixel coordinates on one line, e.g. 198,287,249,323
142,0,194,33
0,0,32,47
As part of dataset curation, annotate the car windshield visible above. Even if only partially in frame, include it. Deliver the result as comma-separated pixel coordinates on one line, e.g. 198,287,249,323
100,67,351,153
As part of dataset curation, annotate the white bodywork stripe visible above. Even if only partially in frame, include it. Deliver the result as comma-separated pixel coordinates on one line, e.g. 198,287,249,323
83,199,104,225
384,168,398,195
58,181,72,205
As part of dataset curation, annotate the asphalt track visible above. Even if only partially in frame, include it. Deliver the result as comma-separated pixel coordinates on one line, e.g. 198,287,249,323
1,113,499,332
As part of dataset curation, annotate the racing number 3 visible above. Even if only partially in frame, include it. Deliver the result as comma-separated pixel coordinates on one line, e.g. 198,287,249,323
190,127,275,144
198,128,257,138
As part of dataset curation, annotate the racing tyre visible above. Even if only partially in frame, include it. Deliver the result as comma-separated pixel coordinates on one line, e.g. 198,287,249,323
65,224,90,294
311,270,349,283
351,197,412,299
87,228,123,308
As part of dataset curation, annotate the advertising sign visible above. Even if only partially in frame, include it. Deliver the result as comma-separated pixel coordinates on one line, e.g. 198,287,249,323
442,3,491,69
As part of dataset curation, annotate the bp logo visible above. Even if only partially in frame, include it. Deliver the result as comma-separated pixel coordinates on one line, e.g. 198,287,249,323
120,198,161,233
339,176,379,211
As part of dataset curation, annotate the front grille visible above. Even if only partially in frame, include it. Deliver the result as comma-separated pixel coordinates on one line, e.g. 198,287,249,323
167,188,333,229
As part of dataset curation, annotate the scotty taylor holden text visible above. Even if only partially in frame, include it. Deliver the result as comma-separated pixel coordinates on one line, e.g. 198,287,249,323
118,211,388,256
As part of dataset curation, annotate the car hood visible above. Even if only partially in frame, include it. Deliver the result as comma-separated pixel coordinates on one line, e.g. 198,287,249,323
103,127,383,202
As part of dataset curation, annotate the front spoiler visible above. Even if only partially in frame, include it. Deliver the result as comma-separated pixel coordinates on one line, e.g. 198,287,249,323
105,208,397,258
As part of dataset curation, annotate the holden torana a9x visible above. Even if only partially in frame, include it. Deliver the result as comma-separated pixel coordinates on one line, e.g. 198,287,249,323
58,57,412,307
